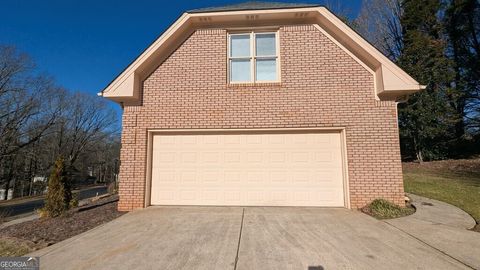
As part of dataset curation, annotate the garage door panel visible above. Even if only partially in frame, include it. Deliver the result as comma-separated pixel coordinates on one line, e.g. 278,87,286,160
202,190,220,201
152,169,176,183
155,136,175,146
203,136,219,144
270,171,288,182
314,190,344,202
225,152,241,162
180,152,197,163
203,171,221,183
180,136,197,144
246,171,264,183
224,171,241,183
156,152,175,163
314,151,336,162
225,190,241,203
151,132,345,207
268,152,286,163
180,171,196,183
246,136,262,144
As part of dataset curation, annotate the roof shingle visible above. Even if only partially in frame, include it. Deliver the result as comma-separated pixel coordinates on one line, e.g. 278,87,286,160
187,1,320,13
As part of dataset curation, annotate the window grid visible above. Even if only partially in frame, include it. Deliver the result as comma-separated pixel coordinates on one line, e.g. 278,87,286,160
228,31,279,83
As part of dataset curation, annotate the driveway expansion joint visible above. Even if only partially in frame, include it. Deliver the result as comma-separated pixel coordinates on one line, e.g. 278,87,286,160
233,207,245,270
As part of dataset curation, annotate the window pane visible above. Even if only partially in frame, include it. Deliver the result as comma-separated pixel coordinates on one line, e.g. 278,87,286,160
255,33,276,56
230,35,250,57
256,59,277,81
231,59,251,82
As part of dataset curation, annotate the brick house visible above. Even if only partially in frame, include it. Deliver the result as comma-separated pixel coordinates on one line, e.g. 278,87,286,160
100,2,424,211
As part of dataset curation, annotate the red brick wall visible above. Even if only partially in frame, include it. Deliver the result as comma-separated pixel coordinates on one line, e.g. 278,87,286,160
118,25,405,211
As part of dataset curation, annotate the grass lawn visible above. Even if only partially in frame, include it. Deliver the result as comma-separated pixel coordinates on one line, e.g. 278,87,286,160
403,159,480,229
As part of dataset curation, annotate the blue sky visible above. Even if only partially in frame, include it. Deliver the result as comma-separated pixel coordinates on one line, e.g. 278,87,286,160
1,0,362,116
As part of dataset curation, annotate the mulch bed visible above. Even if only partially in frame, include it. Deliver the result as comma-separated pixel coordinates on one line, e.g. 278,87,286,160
403,158,480,177
0,196,125,253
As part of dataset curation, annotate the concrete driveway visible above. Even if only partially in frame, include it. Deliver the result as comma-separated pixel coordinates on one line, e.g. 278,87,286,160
30,207,470,270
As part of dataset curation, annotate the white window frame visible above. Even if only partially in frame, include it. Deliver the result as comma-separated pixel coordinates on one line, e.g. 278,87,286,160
228,30,280,84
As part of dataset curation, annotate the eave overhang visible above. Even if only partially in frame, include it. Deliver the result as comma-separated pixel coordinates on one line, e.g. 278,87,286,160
99,7,425,104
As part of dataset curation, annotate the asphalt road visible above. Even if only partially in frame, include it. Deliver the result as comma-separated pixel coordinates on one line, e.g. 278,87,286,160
0,186,108,217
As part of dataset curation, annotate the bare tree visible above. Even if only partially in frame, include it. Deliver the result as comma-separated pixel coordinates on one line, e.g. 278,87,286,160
323,0,358,28
0,46,61,199
54,91,118,167
0,45,119,200
355,0,403,60
77,134,120,185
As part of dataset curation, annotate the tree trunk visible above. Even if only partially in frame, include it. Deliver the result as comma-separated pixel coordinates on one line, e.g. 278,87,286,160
3,157,15,200
455,118,465,139
3,179,10,200
416,150,424,163
413,136,424,163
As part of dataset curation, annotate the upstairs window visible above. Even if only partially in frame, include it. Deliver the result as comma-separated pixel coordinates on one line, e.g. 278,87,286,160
228,31,279,83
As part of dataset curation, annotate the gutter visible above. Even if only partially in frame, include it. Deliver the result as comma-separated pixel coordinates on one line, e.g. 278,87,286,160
396,84,426,103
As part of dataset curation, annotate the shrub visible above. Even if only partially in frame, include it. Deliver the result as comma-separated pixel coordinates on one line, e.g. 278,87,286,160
69,194,79,208
37,208,47,218
362,199,415,219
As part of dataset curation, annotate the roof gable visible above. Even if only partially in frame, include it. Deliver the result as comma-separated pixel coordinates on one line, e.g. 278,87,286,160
100,5,424,104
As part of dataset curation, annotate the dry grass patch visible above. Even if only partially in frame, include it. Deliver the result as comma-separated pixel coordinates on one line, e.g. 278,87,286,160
0,237,35,257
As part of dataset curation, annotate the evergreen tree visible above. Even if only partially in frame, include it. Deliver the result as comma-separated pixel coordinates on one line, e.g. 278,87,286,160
44,156,72,217
444,0,480,137
397,0,457,161
63,164,73,209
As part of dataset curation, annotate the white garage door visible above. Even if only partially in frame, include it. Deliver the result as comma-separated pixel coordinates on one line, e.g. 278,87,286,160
150,131,346,207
